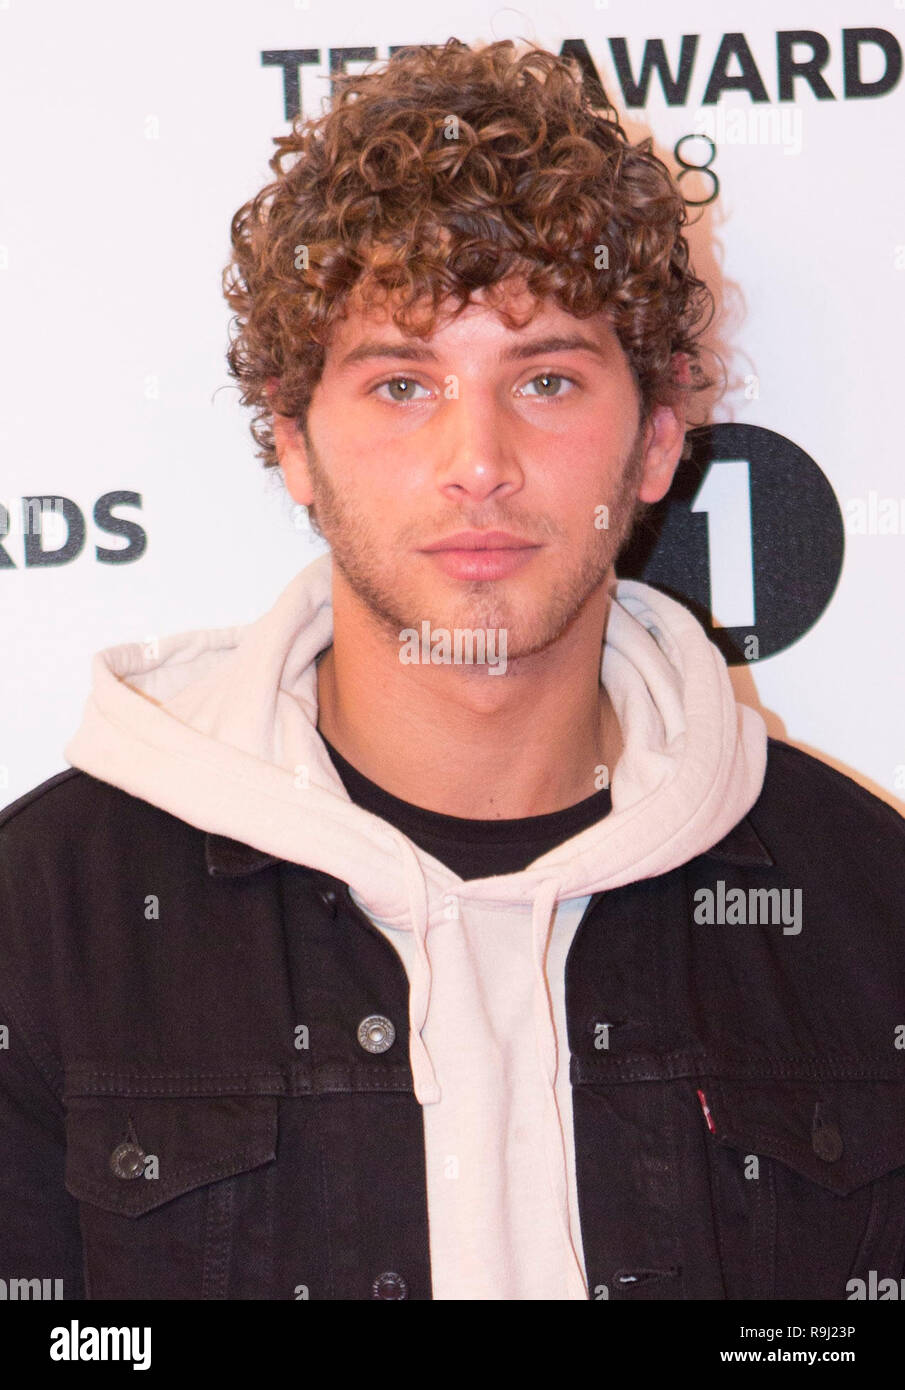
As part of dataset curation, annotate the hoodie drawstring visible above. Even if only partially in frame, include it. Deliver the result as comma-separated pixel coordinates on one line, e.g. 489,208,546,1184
395,835,586,1294
530,877,589,1299
396,835,441,1104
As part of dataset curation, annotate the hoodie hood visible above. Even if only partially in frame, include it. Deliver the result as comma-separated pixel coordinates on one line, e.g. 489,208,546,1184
65,550,766,1298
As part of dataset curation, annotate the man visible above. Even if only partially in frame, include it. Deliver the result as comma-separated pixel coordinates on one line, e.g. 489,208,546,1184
2,38,904,1303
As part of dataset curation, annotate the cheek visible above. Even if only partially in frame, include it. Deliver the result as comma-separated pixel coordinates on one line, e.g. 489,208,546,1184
321,449,418,518
540,442,626,511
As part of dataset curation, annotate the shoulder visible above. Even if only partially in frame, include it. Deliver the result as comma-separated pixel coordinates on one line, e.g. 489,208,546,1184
759,736,905,833
1,766,158,839
0,768,206,882
750,735,905,877
0,767,94,838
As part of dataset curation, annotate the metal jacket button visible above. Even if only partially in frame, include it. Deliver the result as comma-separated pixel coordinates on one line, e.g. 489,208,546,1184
110,1141,146,1180
372,1271,407,1299
357,1014,395,1054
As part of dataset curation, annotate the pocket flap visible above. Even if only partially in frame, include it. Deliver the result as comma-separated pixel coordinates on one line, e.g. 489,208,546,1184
64,1095,278,1217
703,1078,905,1197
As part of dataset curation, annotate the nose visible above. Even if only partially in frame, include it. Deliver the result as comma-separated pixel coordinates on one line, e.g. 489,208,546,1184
432,387,525,504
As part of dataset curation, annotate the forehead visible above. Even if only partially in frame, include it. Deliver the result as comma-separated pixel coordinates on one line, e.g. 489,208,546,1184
323,277,620,362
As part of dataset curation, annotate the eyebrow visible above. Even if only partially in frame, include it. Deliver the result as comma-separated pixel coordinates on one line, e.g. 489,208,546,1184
337,332,607,370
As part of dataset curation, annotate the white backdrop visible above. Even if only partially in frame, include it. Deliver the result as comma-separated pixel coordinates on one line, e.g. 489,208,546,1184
1,0,903,812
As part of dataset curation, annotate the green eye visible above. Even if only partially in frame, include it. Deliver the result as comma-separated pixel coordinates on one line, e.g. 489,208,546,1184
374,377,429,403
521,374,575,398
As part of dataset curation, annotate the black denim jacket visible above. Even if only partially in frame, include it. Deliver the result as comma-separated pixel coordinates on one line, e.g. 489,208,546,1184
1,738,904,1300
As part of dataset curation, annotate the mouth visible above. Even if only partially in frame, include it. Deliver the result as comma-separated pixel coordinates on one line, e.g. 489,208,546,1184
419,530,539,553
418,530,542,580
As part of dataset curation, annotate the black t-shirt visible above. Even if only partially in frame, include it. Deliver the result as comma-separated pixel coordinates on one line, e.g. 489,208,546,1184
320,732,612,881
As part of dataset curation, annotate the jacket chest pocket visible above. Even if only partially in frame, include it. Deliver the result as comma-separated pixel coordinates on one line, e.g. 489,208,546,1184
701,1078,905,1300
64,1095,279,1300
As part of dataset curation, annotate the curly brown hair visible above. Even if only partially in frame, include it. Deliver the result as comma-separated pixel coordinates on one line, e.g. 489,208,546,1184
222,36,717,471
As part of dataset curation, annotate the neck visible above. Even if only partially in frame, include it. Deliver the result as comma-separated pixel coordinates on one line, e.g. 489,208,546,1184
315,569,623,820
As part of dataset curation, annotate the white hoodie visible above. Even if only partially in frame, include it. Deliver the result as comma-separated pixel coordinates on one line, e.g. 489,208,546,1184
64,551,767,1301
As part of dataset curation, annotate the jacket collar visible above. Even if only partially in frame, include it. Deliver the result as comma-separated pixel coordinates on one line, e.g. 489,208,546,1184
702,814,774,866
205,833,281,877
204,813,774,879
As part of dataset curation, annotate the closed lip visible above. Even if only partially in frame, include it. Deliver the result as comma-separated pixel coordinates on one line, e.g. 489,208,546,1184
419,530,540,551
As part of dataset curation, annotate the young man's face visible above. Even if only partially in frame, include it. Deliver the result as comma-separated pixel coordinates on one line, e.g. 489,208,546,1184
274,279,685,661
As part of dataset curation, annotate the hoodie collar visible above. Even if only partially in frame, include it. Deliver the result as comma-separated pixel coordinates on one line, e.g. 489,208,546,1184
65,551,770,916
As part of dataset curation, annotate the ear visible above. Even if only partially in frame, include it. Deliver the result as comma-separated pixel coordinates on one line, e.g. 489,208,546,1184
636,357,690,504
267,378,314,506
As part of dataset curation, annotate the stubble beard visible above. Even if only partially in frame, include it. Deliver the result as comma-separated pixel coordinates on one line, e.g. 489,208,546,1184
299,419,647,663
